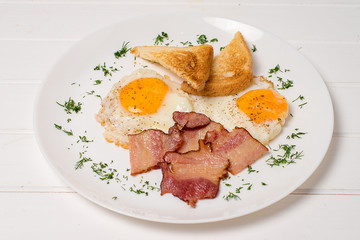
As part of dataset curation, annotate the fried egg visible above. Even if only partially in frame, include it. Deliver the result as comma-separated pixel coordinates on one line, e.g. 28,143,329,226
96,69,193,148
191,76,289,145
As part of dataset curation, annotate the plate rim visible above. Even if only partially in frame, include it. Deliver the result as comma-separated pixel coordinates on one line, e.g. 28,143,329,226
33,12,334,224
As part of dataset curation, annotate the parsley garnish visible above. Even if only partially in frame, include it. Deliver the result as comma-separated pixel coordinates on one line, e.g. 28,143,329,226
180,41,193,46
130,186,148,196
196,34,208,44
54,124,73,136
220,46,225,51
154,32,169,45
56,97,82,114
210,38,218,42
223,192,240,201
269,64,282,75
94,62,115,77
251,44,257,52
267,144,304,167
292,95,308,108
247,165,259,174
91,162,121,184
93,79,102,85
114,41,131,58
77,135,93,143
75,155,92,170
292,95,305,102
277,77,294,90
287,128,307,139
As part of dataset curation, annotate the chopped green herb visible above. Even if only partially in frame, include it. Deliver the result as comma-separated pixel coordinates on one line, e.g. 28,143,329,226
247,165,258,174
77,135,93,143
154,32,169,45
130,186,148,196
93,79,102,85
299,102,308,109
292,95,305,102
54,124,62,130
220,46,225,51
269,64,282,74
287,128,307,139
235,187,243,193
56,97,82,114
223,192,240,201
224,183,232,187
91,162,121,183
114,41,131,58
267,144,304,167
251,44,257,52
75,156,92,170
261,182,267,186
112,196,118,200
180,41,193,46
247,184,253,190
94,62,114,77
63,129,73,136
277,77,294,90
210,38,218,43
196,34,208,44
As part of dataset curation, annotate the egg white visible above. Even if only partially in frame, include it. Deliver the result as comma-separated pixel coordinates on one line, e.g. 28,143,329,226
96,69,193,148
190,76,288,145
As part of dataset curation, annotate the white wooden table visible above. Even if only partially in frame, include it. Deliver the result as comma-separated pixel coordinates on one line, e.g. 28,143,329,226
1,0,360,239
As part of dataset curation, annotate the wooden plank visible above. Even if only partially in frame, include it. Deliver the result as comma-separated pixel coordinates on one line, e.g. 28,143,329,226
0,3,359,42
3,0,360,5
0,193,358,239
0,40,75,81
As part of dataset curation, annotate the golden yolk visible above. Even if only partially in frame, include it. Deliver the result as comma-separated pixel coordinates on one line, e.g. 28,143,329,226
236,89,288,124
119,78,168,115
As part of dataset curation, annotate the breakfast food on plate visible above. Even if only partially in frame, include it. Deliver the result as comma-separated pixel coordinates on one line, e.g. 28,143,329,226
130,44,213,91
128,111,268,207
190,76,288,145
128,127,183,175
204,127,268,175
95,69,193,149
159,140,229,208
95,30,291,207
181,31,253,96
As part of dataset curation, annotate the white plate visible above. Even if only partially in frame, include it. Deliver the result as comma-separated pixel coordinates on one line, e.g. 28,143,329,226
34,14,333,223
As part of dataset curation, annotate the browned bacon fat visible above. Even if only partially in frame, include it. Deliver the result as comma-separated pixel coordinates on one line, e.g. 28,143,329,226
205,127,268,175
128,127,183,175
160,141,229,207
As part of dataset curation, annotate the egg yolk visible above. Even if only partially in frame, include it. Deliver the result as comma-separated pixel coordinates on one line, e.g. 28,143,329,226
119,78,168,115
236,89,288,124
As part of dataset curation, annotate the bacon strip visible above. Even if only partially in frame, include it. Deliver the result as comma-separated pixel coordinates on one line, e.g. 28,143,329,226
177,121,224,153
128,127,183,175
205,127,268,175
160,141,229,207
173,111,211,129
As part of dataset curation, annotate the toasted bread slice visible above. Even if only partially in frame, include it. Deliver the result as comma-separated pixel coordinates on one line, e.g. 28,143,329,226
181,32,253,96
130,45,213,90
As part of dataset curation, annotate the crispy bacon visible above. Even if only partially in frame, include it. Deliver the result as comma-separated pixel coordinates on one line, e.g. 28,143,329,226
128,128,183,176
205,127,268,175
160,141,229,207
177,121,224,153
173,111,211,129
